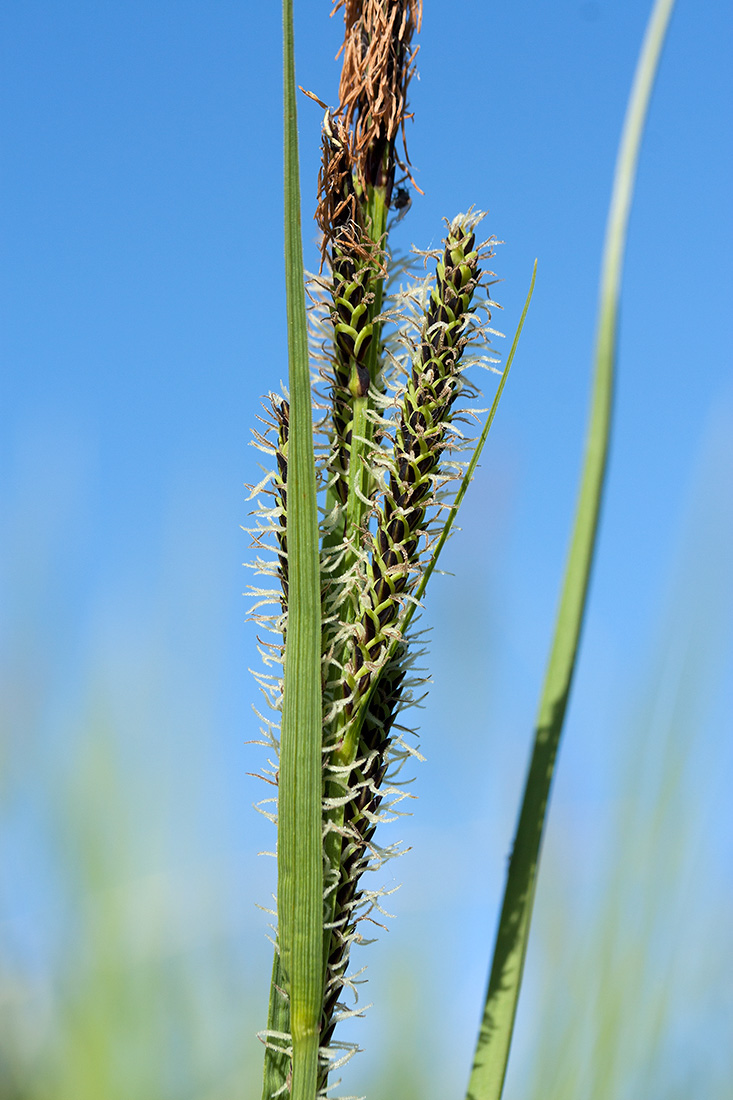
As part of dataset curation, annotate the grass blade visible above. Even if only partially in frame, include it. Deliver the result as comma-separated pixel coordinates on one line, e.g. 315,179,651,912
268,2,323,1098
465,2,677,1097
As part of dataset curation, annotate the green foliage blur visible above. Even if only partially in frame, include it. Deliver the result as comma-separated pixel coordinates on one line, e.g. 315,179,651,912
2,416,730,1099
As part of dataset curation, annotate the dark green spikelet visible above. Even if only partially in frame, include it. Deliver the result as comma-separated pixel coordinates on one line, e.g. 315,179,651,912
247,394,292,637
271,396,290,612
317,215,493,1089
317,115,382,527
247,396,292,1099
354,217,488,696
318,649,407,1093
329,244,378,509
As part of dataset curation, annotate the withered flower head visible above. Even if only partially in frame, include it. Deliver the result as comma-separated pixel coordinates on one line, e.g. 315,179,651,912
333,0,422,200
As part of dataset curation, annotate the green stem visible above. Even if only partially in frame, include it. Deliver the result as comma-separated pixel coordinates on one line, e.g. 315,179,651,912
318,181,390,1079
344,394,370,566
465,3,677,1097
341,183,389,560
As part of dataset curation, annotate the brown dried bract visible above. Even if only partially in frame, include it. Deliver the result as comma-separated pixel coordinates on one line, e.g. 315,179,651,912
315,113,360,261
332,0,421,192
316,110,388,273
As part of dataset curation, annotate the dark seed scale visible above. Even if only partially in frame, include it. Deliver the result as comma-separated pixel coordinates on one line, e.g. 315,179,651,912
319,124,381,508
318,654,405,1091
355,223,482,687
271,397,289,612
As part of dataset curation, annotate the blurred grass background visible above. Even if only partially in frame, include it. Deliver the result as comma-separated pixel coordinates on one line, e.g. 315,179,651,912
1,411,730,1099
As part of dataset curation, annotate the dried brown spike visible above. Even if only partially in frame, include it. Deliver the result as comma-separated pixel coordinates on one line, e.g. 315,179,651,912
332,0,422,196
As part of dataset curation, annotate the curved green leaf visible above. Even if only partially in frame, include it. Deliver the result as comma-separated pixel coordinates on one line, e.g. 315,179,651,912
466,2,677,1097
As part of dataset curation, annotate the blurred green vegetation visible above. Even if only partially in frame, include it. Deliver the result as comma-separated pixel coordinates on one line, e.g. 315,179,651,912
0,709,263,1100
1,427,730,1099
0,448,264,1099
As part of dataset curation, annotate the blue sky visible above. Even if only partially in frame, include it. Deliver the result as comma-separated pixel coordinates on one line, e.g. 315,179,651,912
1,0,732,1094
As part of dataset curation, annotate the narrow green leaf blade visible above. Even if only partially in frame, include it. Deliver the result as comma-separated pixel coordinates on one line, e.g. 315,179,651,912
466,2,677,1098
267,2,323,1099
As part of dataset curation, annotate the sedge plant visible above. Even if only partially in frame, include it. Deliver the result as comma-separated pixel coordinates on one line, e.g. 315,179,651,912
248,1,676,1098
